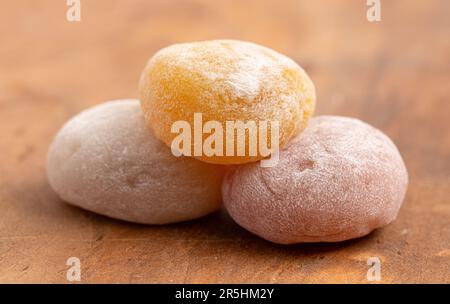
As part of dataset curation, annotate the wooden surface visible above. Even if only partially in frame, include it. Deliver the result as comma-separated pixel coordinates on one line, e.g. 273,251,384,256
0,0,449,283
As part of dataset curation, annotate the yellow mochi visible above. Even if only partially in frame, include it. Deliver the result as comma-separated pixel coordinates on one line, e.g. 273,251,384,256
139,40,316,164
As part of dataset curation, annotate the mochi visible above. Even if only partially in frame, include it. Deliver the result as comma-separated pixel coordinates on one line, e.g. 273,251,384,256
47,99,225,224
222,116,408,244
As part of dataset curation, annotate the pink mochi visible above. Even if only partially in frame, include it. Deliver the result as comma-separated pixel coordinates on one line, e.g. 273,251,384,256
223,116,408,244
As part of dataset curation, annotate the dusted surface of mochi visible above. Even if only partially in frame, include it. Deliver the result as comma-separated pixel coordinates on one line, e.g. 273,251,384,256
139,39,316,165
222,116,408,244
47,100,225,224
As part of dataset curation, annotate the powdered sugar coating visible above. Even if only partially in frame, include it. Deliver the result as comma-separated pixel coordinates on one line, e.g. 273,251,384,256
223,116,409,244
139,39,316,164
47,100,225,224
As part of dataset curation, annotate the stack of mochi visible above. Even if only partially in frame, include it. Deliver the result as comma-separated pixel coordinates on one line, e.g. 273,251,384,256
47,40,408,244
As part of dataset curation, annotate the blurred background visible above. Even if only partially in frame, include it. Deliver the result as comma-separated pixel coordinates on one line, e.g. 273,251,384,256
0,0,449,283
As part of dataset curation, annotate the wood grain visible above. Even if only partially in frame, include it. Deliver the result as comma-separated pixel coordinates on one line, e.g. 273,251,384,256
0,0,449,283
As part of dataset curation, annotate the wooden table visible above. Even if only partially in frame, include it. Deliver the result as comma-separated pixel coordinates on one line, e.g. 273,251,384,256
1,0,449,283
